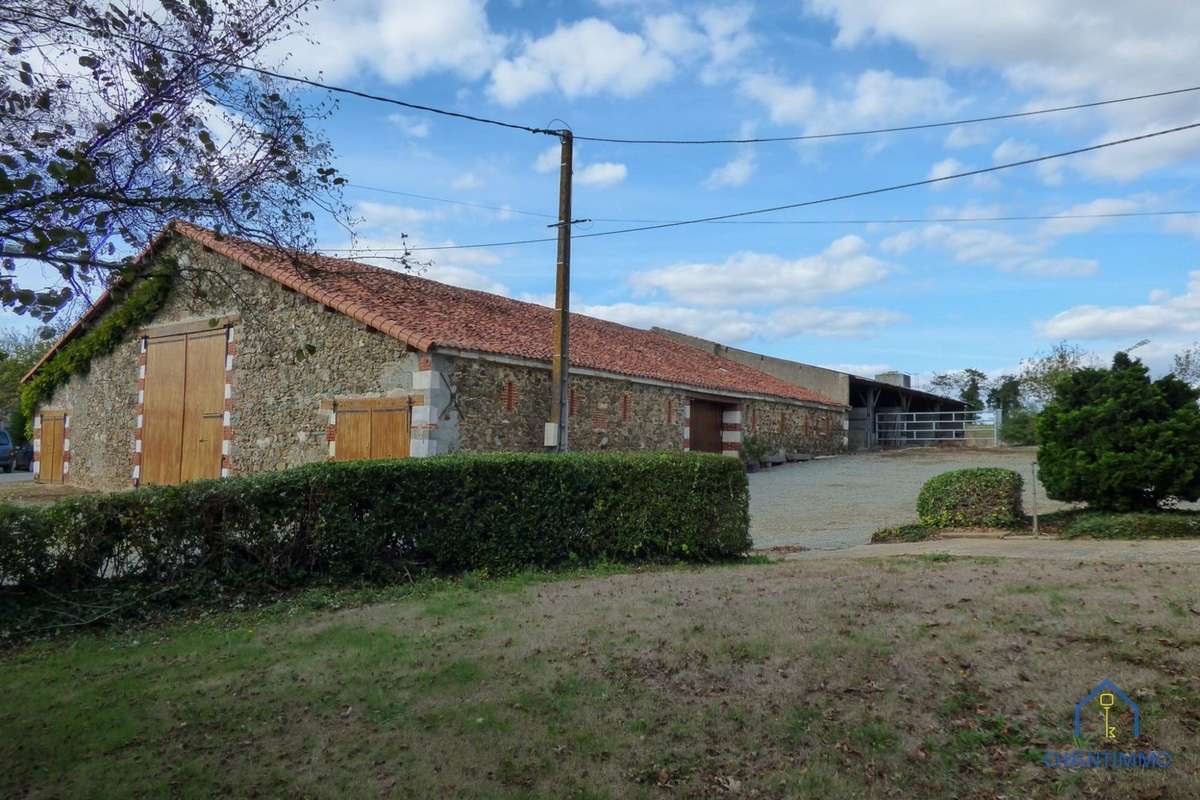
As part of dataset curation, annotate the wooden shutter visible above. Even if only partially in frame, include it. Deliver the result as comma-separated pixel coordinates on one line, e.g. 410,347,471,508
334,400,411,462
334,408,372,461
39,413,66,483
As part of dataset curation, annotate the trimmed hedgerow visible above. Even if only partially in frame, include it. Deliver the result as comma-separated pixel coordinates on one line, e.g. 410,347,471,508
1060,511,1200,540
0,452,750,596
916,468,1024,529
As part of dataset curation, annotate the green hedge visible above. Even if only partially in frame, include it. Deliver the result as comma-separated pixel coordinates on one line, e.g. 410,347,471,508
0,452,750,595
1061,511,1200,539
916,468,1024,528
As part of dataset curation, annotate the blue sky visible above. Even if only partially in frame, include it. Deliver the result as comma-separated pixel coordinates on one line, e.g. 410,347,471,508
10,1,1200,387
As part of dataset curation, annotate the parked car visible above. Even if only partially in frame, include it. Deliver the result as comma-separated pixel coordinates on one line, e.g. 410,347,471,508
14,441,34,471
0,431,14,473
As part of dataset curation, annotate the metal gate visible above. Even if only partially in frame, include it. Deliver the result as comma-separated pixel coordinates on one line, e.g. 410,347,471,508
874,410,998,448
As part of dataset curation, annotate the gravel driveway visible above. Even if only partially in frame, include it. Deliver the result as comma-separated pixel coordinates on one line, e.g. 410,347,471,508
750,447,1075,550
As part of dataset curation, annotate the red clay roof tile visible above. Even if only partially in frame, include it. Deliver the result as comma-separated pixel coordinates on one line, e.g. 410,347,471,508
30,222,844,407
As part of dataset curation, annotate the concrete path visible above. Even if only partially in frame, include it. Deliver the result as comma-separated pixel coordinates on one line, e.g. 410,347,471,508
774,535,1200,564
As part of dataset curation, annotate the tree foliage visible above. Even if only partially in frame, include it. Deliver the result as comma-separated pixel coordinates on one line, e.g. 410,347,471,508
1174,342,1200,387
986,375,1022,416
928,368,988,410
1019,341,1087,406
0,0,351,320
1037,353,1200,511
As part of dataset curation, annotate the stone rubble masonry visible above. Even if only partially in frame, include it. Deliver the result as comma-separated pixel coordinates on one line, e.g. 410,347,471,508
742,399,844,455
33,238,847,490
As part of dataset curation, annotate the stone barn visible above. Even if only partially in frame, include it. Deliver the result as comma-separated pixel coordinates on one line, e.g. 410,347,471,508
23,223,847,490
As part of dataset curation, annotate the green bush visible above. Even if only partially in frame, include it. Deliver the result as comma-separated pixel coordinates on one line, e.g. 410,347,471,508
916,468,1024,528
1061,511,1200,539
870,524,938,543
0,452,749,596
1000,408,1037,446
1038,353,1200,511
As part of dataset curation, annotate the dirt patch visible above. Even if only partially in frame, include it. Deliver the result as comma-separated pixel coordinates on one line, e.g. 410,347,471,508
0,480,96,506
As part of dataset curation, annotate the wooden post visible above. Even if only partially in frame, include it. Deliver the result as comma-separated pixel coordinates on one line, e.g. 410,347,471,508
548,131,573,452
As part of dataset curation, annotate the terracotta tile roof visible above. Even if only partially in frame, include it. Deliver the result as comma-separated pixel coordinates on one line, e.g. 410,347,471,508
30,222,844,407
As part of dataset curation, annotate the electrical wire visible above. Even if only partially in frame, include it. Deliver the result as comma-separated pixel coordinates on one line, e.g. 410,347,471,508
20,10,561,137
573,84,1200,144
22,10,1200,148
345,183,557,219
315,121,1200,252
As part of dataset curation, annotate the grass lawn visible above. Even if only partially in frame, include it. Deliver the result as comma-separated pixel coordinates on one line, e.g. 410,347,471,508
2,556,1197,798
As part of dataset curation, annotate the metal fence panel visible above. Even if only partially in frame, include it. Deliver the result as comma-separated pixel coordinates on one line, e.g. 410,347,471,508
874,410,998,447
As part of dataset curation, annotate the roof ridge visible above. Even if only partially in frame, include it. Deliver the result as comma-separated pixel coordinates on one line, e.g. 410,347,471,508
28,222,845,408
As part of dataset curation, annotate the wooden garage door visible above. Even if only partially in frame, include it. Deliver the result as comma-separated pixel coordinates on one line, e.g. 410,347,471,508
39,412,66,483
141,329,226,485
689,400,725,454
334,403,410,462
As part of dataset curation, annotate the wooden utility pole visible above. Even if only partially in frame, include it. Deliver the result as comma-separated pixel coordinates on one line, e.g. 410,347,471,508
547,130,573,452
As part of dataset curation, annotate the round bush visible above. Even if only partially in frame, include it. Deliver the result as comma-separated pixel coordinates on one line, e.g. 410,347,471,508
916,468,1024,528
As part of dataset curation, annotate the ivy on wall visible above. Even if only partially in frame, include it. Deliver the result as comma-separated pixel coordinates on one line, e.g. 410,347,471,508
19,265,174,436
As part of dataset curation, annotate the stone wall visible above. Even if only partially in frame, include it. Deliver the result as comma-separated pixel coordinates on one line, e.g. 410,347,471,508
742,399,846,455
447,357,690,452
37,240,418,489
34,236,846,490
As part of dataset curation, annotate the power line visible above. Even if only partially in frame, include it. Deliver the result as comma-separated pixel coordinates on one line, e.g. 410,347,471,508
316,121,1200,252
346,182,556,219
315,208,1200,254
575,84,1200,145
22,10,1200,148
21,10,560,138
341,183,1200,228
589,209,1200,226
568,121,1200,241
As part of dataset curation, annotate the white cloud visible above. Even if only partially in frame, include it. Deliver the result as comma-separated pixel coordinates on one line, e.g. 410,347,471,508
944,125,988,149
806,1,1200,179
488,18,674,105
581,303,761,342
926,157,965,187
386,114,431,138
1164,214,1200,238
630,236,891,305
579,302,905,342
1037,271,1200,339
355,201,441,228
738,73,817,125
1036,197,1142,237
420,264,511,295
451,172,483,190
740,69,957,134
532,145,561,174
821,362,893,377
270,0,503,84
991,138,1062,185
704,149,756,188
576,162,628,188
643,12,708,58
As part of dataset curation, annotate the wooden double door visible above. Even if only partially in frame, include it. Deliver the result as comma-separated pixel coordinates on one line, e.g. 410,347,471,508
141,329,226,485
